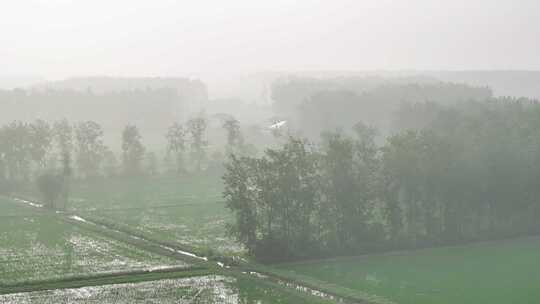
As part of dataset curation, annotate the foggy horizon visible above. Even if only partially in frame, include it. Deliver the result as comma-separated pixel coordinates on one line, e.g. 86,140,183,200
2,0,540,81
2,1,540,303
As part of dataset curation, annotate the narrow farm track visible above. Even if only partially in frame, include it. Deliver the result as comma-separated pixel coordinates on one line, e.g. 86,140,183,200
2,195,368,304
0,267,211,295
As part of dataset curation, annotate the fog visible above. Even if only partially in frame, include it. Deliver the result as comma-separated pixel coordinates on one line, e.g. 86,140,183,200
2,0,540,83
3,1,540,303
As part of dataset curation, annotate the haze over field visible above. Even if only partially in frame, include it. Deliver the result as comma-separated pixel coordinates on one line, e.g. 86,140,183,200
2,1,540,304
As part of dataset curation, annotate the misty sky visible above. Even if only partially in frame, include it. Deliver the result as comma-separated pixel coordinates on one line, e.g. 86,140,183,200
1,0,539,79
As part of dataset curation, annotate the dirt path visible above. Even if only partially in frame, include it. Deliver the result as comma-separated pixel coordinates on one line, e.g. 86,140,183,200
0,267,210,295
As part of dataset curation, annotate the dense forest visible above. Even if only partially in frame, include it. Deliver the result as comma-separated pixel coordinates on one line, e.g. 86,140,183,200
271,77,493,138
225,97,540,261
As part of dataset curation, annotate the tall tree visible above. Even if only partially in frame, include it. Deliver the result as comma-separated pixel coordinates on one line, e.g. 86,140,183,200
165,122,186,174
28,119,52,170
59,150,72,210
75,121,106,179
381,131,423,241
187,117,208,172
223,155,258,254
222,118,244,155
225,137,320,260
2,121,31,181
53,119,73,157
320,131,365,251
53,120,74,210
121,124,145,176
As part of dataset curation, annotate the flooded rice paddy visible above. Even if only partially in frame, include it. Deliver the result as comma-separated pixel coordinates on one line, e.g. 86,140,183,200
0,204,187,285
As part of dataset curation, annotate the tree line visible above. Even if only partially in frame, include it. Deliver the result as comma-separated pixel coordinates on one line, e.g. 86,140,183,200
0,116,252,208
224,97,540,262
271,77,493,138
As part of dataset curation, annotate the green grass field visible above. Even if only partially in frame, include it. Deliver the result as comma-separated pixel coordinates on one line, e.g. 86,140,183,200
68,174,223,211
278,236,540,304
0,199,188,286
67,175,243,256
